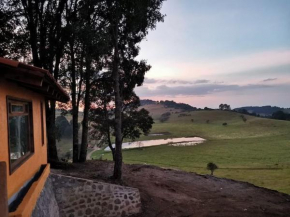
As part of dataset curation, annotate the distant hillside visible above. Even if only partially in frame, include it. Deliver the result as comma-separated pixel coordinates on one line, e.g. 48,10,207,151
141,99,196,111
140,99,156,105
140,103,178,120
235,106,290,116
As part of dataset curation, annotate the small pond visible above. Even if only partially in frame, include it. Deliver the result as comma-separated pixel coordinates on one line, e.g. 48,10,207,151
104,137,205,151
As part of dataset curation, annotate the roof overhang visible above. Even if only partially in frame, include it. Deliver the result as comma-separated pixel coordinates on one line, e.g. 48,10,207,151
0,57,70,103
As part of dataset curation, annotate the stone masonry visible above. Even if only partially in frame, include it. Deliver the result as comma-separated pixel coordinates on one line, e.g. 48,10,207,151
50,174,141,217
32,178,60,217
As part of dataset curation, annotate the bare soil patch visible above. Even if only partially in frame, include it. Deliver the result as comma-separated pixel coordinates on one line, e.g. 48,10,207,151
52,160,290,217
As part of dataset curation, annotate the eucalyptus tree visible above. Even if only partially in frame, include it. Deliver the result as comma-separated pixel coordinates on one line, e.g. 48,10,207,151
99,0,165,179
57,0,87,163
58,0,110,162
89,72,117,159
77,0,112,163
101,0,165,180
3,0,69,161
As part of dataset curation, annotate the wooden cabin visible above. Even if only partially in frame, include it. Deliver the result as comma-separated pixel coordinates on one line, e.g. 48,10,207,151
0,57,69,217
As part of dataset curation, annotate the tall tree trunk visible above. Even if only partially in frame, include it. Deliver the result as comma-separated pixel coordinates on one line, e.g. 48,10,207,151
46,101,59,162
107,131,115,161
70,42,79,163
112,24,123,180
79,57,91,162
105,101,115,161
72,108,79,162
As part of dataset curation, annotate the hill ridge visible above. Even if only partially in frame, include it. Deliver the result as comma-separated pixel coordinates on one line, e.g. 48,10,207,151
140,99,196,111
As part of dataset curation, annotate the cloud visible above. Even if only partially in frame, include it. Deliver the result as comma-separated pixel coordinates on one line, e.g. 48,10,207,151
136,83,273,97
144,78,210,85
194,79,210,84
262,78,277,82
143,49,290,80
144,78,192,84
144,78,159,84
167,80,192,84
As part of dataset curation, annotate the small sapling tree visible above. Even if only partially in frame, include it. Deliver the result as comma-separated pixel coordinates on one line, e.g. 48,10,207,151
207,162,218,175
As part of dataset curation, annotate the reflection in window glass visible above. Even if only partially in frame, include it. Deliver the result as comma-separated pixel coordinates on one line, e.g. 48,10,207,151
11,104,24,112
9,116,29,162
7,98,33,172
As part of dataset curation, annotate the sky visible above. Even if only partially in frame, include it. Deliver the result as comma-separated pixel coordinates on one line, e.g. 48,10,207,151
135,0,290,109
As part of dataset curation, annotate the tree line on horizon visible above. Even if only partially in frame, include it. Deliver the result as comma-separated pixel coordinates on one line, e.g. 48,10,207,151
0,0,165,180
140,99,197,111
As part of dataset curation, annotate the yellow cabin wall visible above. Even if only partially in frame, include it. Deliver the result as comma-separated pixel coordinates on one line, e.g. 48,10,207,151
0,75,48,199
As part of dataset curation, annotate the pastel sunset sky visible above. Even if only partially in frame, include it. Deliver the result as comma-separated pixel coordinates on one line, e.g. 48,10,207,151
135,0,290,108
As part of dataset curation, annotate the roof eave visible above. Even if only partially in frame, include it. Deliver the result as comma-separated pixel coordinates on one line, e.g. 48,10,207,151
0,57,70,103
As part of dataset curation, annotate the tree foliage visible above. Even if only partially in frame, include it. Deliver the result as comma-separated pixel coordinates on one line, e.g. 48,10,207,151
141,99,196,111
272,111,290,121
161,100,196,111
90,72,154,161
219,104,231,111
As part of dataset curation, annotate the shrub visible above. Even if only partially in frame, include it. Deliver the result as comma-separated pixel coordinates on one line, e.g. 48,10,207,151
159,112,171,122
178,113,191,117
240,115,247,122
65,151,71,160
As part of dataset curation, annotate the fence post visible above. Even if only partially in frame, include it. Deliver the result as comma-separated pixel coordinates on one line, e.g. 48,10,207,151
0,162,8,217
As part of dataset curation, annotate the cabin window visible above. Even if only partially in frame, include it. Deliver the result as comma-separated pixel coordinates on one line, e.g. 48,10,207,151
7,97,34,173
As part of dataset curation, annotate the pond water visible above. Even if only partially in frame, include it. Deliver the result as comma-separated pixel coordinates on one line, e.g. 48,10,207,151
148,133,165,136
104,137,205,151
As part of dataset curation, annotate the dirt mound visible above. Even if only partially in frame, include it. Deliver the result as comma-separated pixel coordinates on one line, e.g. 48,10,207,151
53,161,290,217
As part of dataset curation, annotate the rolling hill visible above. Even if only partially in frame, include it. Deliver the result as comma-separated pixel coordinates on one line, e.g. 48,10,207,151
95,102,290,194
140,99,197,111
235,106,290,116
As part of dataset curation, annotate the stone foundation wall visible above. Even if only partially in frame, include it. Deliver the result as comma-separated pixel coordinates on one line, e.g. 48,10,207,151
31,178,60,217
50,174,141,217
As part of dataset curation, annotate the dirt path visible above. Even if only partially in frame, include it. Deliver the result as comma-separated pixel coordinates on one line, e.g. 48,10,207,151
53,161,290,217
86,146,100,160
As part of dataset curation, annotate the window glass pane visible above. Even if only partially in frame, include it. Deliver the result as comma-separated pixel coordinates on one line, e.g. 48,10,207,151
11,104,24,112
9,115,30,162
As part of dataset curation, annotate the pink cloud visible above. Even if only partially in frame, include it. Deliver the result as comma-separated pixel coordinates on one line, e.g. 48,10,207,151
145,49,290,81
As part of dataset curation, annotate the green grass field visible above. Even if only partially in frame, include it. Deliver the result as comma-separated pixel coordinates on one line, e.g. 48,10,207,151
92,107,290,194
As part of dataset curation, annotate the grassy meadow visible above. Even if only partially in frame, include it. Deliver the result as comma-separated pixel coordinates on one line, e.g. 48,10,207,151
92,106,290,194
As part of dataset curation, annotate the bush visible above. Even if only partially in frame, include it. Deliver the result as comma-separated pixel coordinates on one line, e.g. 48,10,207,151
178,113,191,117
159,112,171,122
240,115,247,122
56,116,74,139
222,122,227,126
